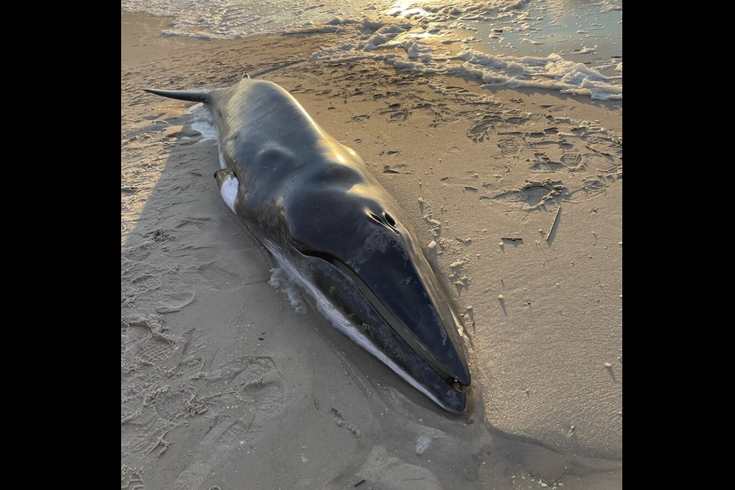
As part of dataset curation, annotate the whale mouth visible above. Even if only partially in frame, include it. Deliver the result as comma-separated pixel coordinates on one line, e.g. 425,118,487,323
256,230,470,413
301,249,468,393
264,240,469,413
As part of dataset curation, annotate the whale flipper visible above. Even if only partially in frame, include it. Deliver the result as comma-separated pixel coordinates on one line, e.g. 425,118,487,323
214,169,239,213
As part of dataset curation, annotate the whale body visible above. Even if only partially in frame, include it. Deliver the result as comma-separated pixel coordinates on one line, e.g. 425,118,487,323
146,77,472,413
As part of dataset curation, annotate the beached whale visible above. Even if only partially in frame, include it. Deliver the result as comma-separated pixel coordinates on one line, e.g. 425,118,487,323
145,76,471,413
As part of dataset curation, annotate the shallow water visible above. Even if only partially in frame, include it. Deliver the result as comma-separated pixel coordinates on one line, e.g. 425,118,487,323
121,0,622,100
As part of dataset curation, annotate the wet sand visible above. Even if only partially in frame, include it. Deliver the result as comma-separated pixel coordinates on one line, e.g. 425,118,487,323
121,11,622,490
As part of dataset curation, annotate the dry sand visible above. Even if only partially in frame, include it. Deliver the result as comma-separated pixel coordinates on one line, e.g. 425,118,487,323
122,11,622,490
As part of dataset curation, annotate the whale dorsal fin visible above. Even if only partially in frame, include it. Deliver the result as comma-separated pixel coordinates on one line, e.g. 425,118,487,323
144,88,212,104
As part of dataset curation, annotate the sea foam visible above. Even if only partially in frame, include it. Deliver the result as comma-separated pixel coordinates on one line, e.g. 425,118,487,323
123,0,622,100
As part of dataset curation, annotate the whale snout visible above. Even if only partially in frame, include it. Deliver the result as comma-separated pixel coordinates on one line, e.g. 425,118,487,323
286,194,472,413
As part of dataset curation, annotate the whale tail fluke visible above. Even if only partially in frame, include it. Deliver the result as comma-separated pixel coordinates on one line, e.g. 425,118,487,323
144,88,212,104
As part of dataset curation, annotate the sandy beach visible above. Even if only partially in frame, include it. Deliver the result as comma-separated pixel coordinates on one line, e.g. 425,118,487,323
122,11,622,490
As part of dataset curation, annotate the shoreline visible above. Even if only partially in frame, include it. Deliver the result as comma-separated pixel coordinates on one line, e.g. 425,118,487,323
122,11,622,489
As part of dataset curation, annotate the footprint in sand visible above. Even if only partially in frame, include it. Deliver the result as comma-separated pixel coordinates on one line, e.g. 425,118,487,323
121,316,179,459
175,215,216,232
155,291,196,314
121,315,177,367
122,320,286,489
497,137,523,156
121,465,145,490
169,244,219,263
561,151,583,168
170,356,285,489
122,241,153,262
198,263,243,291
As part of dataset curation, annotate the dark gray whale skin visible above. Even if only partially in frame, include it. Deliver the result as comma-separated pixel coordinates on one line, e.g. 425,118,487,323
145,78,471,414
